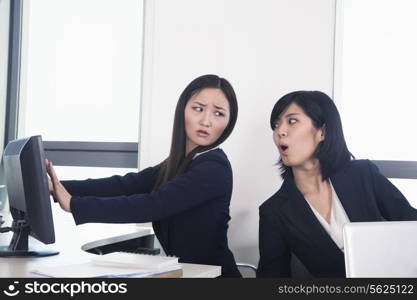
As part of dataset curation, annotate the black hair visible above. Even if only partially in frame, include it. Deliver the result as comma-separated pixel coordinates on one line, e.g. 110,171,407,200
270,90,354,180
154,74,238,187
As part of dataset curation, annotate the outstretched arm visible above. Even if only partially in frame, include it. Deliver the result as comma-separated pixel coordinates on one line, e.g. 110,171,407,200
61,166,159,197
69,158,232,224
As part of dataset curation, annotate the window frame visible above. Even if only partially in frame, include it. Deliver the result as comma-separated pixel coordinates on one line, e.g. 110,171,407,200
3,0,140,169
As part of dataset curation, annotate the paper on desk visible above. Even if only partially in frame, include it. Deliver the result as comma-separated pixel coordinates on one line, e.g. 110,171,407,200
30,262,182,278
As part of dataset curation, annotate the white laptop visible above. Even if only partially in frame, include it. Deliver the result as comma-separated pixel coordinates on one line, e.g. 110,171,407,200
343,221,417,277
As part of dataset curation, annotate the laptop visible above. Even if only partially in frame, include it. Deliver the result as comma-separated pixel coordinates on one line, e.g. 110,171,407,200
343,221,417,277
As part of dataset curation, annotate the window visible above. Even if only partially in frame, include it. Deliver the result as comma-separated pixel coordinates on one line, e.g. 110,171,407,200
19,0,143,143
54,166,135,181
335,0,417,207
4,0,145,182
2,0,147,229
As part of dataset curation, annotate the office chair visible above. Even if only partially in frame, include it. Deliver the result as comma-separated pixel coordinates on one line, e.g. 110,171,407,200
242,255,311,278
236,262,257,278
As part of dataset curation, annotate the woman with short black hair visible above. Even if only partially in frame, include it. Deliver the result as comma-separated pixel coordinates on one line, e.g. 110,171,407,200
48,74,241,277
257,90,417,277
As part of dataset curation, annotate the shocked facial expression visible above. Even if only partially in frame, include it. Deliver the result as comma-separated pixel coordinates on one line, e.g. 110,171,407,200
184,88,230,154
272,103,325,169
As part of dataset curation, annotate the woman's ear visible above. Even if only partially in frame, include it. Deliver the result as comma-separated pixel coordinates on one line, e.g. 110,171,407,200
319,125,326,141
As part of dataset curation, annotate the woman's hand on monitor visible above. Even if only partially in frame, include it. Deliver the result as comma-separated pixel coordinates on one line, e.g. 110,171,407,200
45,160,72,213
48,176,53,194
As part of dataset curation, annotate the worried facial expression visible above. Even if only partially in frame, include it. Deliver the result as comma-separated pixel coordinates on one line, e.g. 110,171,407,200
273,103,325,169
184,88,230,154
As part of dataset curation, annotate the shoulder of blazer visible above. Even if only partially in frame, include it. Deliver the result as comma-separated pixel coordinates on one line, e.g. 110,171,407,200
260,159,378,213
333,159,377,178
259,178,293,214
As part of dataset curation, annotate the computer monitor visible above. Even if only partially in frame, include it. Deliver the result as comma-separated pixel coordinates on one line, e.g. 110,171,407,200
0,135,58,257
343,221,417,277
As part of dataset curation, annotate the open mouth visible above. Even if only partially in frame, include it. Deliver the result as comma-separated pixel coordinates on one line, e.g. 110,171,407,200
279,144,289,154
197,130,209,137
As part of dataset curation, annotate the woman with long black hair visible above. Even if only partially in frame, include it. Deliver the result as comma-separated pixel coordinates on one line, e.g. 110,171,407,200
47,74,241,277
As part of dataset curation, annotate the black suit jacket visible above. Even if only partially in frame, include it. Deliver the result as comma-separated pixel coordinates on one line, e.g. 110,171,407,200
257,160,417,277
62,149,241,277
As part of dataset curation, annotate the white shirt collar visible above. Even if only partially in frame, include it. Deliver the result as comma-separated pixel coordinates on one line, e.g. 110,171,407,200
305,180,350,251
192,147,219,159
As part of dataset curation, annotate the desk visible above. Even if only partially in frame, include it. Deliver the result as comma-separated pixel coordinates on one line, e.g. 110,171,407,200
0,212,221,278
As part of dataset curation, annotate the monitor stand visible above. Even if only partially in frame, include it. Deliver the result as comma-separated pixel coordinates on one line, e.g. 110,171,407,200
0,247,59,257
0,219,59,257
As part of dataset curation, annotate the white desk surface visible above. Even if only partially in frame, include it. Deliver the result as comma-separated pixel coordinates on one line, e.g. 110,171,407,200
0,212,221,278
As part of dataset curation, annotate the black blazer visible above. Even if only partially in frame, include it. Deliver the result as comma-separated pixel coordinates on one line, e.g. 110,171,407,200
62,149,241,277
257,160,417,277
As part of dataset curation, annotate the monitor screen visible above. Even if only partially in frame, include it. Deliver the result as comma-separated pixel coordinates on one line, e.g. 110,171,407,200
0,135,58,257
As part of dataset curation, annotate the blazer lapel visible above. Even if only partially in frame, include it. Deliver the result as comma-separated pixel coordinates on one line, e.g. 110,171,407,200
279,176,342,254
330,168,369,222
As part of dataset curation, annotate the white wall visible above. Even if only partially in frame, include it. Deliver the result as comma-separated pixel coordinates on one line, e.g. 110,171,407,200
0,0,10,210
0,0,10,154
139,0,336,266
